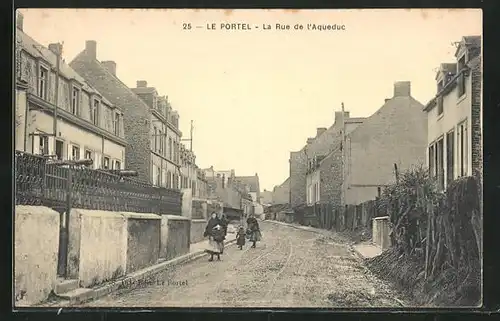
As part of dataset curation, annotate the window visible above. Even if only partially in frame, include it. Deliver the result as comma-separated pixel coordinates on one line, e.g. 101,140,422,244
168,137,173,160
84,150,93,168
114,112,121,136
156,166,161,186
71,87,80,115
437,96,444,116
55,140,64,160
167,171,172,188
114,160,121,170
428,144,436,177
446,130,455,186
458,121,468,177
153,127,158,152
436,138,444,190
91,100,100,126
159,130,163,154
39,135,49,155
103,157,110,169
71,145,80,161
457,56,466,98
38,67,48,100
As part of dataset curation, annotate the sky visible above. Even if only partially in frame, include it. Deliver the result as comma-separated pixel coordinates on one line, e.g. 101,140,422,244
18,9,482,191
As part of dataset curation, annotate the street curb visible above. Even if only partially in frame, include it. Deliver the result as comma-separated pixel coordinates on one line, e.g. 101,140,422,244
63,239,237,306
265,219,326,234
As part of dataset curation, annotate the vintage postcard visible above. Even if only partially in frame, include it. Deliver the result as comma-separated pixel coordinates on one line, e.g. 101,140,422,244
14,8,482,309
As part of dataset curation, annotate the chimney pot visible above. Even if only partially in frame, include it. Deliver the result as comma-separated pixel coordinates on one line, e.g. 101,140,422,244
85,40,97,60
307,138,315,145
334,111,350,123
101,60,116,76
137,80,147,88
394,81,411,97
16,11,24,31
385,98,390,103
316,127,327,137
48,43,62,56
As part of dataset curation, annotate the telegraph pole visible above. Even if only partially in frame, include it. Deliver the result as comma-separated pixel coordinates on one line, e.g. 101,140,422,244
340,102,346,206
53,42,62,156
190,120,193,151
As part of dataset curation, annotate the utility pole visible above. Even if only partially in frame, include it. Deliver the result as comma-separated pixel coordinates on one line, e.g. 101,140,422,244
190,120,193,151
340,102,346,206
53,42,62,156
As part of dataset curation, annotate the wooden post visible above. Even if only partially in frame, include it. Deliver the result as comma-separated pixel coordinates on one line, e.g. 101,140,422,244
424,199,433,280
394,163,399,183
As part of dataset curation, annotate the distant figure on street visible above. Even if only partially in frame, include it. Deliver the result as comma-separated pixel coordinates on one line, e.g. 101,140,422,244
204,212,225,261
236,225,246,250
246,214,262,248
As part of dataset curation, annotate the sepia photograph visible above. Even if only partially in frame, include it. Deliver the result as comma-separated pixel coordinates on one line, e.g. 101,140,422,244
13,8,482,309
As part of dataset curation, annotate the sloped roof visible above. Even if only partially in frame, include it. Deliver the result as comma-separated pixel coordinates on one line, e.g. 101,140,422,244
435,63,457,80
17,30,115,108
131,87,157,95
454,35,481,57
234,176,260,193
69,47,151,115
346,94,427,186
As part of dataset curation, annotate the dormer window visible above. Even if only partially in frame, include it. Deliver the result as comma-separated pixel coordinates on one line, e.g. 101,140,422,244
71,87,80,115
457,56,466,98
38,66,48,100
91,99,100,126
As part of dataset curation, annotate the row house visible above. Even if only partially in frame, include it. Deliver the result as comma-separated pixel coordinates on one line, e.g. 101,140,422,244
195,167,208,199
306,112,364,206
15,13,126,169
423,35,482,190
131,82,182,188
179,143,197,194
70,41,183,186
342,81,427,205
289,110,362,207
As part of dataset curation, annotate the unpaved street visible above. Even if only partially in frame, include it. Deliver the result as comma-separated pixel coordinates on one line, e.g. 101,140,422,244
82,221,403,307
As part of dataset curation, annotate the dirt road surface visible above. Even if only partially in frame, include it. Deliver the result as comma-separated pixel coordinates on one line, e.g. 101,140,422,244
81,221,403,308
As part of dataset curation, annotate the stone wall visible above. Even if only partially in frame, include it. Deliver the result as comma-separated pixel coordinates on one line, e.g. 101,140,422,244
192,199,207,219
181,189,193,219
14,206,60,306
160,215,191,261
190,219,207,244
69,209,160,288
372,216,391,250
125,213,161,274
318,147,342,206
290,150,307,207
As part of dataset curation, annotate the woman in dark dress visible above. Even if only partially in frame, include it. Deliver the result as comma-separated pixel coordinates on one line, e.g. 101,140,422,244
246,214,262,248
204,212,225,261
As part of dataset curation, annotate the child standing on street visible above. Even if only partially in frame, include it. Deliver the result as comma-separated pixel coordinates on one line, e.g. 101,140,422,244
236,226,246,250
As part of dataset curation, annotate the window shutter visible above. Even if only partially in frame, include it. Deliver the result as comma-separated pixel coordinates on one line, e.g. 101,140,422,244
67,143,71,161
47,72,54,104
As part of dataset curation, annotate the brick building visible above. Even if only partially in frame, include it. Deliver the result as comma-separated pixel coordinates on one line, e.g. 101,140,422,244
131,82,182,187
423,36,482,190
70,41,183,185
306,113,364,206
343,81,428,205
15,14,126,168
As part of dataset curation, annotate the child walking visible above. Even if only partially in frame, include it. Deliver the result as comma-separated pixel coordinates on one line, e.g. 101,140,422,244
236,226,246,250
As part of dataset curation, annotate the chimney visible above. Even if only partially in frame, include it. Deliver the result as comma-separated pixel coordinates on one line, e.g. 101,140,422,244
48,43,62,56
385,98,391,103
307,137,315,145
136,80,147,88
102,61,116,76
316,127,327,137
393,81,411,97
85,40,97,60
16,11,24,31
334,111,350,124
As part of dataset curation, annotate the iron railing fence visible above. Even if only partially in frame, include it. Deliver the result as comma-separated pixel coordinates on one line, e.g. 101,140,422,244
15,151,182,215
